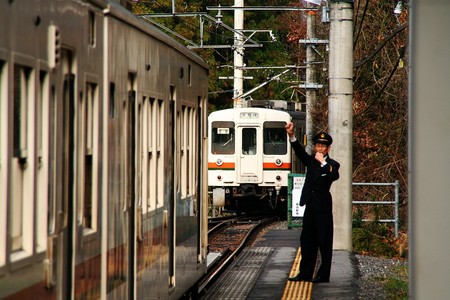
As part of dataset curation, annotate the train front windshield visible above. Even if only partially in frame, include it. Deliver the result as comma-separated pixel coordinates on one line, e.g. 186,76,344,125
264,121,288,155
211,121,235,154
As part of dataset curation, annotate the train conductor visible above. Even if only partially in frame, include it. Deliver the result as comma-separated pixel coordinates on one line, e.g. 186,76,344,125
285,123,340,283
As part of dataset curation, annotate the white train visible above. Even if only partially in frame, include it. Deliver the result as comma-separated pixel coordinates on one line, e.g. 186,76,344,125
208,101,306,214
0,0,209,299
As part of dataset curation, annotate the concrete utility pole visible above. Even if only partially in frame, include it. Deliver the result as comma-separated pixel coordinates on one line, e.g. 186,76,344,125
305,9,317,154
328,0,353,251
233,0,244,108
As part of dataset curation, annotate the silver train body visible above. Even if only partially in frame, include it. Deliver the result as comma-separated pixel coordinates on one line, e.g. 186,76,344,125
0,0,209,299
208,101,306,214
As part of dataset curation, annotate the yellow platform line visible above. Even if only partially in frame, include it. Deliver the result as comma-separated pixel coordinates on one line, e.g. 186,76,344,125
281,248,312,300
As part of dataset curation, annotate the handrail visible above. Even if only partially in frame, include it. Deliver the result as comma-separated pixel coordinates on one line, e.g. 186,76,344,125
352,180,399,238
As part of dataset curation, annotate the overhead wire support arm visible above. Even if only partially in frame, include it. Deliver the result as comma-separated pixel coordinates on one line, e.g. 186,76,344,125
201,13,261,47
233,68,292,100
237,65,307,71
138,12,263,50
206,6,319,12
298,38,329,45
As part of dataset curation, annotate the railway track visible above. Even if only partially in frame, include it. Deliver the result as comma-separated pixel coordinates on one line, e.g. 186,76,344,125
198,215,279,296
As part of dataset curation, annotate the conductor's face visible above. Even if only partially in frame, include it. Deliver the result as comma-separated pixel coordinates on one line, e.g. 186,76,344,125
314,142,329,156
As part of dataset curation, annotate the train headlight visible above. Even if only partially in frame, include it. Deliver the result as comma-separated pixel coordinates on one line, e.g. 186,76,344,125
216,158,223,166
275,159,283,167
276,175,282,181
217,175,222,181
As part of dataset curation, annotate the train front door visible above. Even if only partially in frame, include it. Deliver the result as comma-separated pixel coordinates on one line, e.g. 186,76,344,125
237,126,262,184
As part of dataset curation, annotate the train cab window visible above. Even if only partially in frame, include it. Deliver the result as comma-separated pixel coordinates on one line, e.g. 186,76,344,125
242,128,257,155
263,121,288,155
211,121,235,155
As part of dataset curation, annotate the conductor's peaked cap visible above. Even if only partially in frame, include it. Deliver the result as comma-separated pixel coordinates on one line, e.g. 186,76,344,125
313,132,333,146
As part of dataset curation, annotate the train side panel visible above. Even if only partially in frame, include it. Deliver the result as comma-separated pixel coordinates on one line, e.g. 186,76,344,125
0,0,209,299
105,5,209,298
0,1,107,299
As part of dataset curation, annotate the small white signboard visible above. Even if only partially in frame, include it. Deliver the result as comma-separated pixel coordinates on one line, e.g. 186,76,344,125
292,189,305,217
293,176,305,189
292,176,306,217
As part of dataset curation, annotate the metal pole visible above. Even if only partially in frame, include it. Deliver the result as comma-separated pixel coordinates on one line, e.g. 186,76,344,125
305,9,317,154
233,0,244,108
328,0,353,251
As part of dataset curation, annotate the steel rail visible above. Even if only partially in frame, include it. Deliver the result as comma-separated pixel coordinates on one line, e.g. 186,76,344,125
199,216,278,294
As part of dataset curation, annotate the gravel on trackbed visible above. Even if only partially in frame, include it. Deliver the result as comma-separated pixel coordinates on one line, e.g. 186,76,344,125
356,254,408,299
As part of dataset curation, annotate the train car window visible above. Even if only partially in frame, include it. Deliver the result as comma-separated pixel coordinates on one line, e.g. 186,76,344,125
88,11,96,47
109,82,115,119
48,86,57,235
180,66,184,79
200,96,207,140
157,99,164,209
188,64,191,86
11,64,34,257
83,82,98,231
0,61,6,267
141,97,148,212
180,106,187,197
263,121,288,155
148,98,154,153
36,71,49,253
242,128,257,155
149,98,156,211
211,121,235,155
189,107,195,197
36,74,43,158
185,107,190,196
13,65,31,159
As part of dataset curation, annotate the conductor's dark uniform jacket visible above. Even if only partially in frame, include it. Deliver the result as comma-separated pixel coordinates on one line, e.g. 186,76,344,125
289,137,340,281
290,140,340,213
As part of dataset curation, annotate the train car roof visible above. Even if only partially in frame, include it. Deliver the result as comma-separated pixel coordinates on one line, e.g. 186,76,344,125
208,107,292,121
106,0,209,71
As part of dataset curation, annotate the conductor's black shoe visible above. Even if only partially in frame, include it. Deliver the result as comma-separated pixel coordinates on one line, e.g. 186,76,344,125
311,276,329,283
288,274,310,282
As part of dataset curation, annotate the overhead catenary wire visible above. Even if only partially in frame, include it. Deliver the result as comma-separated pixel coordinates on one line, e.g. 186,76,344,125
353,0,370,48
354,22,408,68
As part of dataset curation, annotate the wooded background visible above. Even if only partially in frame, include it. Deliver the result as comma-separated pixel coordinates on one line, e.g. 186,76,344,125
129,0,409,234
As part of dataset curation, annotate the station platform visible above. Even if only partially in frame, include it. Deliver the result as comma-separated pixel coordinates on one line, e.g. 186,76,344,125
201,228,359,299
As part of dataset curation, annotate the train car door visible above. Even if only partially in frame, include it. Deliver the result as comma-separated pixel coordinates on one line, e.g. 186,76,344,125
51,49,76,300
237,126,262,183
168,88,176,289
126,85,137,299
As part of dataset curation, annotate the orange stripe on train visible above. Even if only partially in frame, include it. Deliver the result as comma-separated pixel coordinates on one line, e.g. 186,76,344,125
208,162,291,170
208,162,235,169
263,162,291,169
